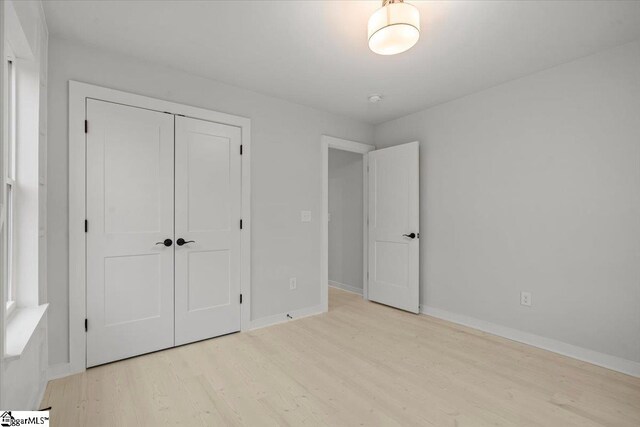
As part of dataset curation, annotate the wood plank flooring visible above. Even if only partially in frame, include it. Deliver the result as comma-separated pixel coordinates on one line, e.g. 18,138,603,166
41,287,640,426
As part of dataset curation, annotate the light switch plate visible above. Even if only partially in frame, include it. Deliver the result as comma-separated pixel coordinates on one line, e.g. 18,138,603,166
301,210,312,222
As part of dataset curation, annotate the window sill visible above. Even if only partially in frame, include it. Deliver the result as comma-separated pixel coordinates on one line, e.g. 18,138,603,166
4,303,48,361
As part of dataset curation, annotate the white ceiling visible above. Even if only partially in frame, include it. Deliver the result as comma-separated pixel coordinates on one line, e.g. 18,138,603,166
43,1,640,124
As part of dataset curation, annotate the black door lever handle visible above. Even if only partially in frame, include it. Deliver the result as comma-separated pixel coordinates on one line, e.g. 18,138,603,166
176,238,196,246
402,233,417,239
155,239,173,247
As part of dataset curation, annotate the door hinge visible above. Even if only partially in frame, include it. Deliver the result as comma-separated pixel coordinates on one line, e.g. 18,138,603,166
240,294,243,304
240,219,243,229
85,318,88,332
84,120,88,133
240,145,243,155
85,220,88,233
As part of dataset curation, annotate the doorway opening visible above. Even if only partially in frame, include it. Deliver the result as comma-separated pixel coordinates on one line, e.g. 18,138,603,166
321,136,421,314
328,149,365,303
320,136,375,311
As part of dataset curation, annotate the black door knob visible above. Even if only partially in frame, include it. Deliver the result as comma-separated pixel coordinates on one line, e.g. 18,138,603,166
155,239,173,247
176,238,196,246
402,233,416,239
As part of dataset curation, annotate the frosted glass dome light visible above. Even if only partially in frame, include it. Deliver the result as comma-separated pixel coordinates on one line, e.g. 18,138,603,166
368,0,420,55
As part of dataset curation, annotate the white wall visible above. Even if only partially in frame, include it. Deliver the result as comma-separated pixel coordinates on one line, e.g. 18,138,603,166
2,318,48,409
374,40,640,365
47,37,373,366
328,149,363,293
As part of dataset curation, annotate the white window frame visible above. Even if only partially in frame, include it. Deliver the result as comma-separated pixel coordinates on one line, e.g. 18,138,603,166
4,45,17,319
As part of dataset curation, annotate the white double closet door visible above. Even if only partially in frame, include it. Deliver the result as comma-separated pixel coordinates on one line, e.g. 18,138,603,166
86,99,242,367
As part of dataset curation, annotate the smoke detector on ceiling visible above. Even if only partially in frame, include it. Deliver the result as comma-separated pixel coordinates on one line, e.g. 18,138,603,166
368,94,383,103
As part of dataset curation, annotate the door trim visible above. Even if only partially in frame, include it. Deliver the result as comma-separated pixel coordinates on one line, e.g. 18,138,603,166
69,81,251,375
320,135,375,312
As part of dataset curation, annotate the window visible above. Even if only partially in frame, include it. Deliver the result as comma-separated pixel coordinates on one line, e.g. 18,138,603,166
4,49,17,316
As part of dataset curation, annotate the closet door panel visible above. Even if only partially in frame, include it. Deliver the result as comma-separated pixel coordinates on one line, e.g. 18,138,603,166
174,116,242,346
86,99,175,367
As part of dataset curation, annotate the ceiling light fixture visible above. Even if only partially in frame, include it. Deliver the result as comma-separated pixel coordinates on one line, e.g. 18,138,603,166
368,0,420,56
368,94,383,103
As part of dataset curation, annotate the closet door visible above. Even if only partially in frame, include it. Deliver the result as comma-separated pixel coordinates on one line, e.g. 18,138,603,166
86,100,175,367
174,116,242,346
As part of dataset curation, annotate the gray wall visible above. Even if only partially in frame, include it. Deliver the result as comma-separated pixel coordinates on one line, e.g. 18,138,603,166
374,40,640,363
328,149,363,291
47,35,640,368
47,37,373,365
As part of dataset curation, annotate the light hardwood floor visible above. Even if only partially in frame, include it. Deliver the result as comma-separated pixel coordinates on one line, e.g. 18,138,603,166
42,287,640,426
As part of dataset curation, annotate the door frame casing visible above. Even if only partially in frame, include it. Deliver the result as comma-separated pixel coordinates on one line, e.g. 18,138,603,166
69,81,251,375
320,135,375,312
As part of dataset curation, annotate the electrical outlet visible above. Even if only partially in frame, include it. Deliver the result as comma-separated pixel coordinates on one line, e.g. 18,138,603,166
289,277,297,290
301,210,312,222
520,291,532,307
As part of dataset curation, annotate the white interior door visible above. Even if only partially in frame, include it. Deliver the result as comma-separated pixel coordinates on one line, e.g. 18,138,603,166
86,100,175,367
367,141,419,313
174,116,242,346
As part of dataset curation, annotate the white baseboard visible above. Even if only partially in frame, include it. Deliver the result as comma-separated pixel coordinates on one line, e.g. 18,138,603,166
47,304,637,380
47,306,327,380
420,305,640,378
249,304,324,331
47,362,71,381
329,280,363,296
